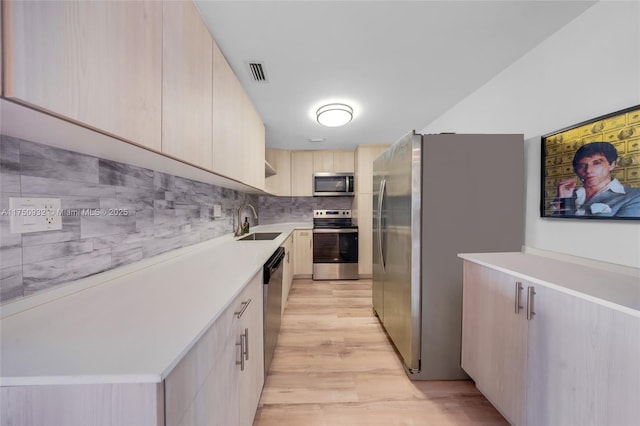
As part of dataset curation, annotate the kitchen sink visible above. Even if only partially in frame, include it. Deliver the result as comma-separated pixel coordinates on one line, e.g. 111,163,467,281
237,232,282,241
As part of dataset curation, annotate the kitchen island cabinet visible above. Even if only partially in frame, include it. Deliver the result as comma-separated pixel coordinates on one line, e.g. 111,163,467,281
461,262,528,425
460,252,640,426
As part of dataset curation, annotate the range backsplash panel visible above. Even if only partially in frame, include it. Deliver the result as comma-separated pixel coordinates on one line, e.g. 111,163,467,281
0,135,258,303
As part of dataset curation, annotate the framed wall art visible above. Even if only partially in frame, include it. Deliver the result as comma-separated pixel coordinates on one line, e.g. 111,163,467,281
540,105,640,220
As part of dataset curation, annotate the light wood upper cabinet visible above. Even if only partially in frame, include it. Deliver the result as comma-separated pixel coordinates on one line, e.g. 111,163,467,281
312,150,354,173
312,151,334,172
3,0,163,150
333,150,355,172
243,93,266,190
212,39,244,182
291,151,314,196
265,148,292,196
212,38,265,189
162,0,213,170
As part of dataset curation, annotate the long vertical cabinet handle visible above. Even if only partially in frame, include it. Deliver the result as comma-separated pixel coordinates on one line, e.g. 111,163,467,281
526,286,536,320
514,282,524,314
236,332,245,371
244,328,249,361
377,179,387,273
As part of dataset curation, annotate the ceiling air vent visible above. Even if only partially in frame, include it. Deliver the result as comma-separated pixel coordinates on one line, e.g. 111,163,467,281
247,62,269,83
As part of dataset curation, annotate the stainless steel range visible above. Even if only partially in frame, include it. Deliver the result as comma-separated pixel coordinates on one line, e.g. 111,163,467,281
312,209,359,280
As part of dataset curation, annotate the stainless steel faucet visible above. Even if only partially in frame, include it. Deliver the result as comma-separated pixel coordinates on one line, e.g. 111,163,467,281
234,203,258,236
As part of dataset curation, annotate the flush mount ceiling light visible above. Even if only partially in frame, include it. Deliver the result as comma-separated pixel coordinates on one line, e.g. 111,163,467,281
316,104,353,127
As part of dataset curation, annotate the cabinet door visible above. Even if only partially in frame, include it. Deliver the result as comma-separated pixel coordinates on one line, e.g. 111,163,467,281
162,0,213,170
355,193,373,275
265,148,292,196
526,285,640,426
4,1,162,150
212,39,243,182
165,289,236,426
243,96,266,190
293,230,313,276
281,234,294,313
333,150,355,172
237,273,265,426
312,151,334,172
355,146,380,194
461,262,528,425
291,152,313,196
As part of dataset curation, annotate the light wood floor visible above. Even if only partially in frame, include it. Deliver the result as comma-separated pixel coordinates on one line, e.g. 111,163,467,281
253,278,508,426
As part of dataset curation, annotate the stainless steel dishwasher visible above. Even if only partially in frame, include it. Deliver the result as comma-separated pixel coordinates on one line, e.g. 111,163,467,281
263,247,284,378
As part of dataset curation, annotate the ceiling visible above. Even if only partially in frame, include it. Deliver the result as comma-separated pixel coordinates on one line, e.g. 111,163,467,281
195,1,596,151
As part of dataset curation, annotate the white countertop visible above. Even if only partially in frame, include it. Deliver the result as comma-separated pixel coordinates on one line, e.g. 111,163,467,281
0,223,311,386
458,252,640,317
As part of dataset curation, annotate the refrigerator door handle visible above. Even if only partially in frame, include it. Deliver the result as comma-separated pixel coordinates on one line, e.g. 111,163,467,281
378,178,387,273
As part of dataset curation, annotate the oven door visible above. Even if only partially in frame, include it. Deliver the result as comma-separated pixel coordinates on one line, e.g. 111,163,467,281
312,228,358,263
312,228,359,280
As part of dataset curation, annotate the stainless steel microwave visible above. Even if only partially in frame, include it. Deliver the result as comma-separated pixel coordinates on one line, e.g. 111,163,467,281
313,172,355,196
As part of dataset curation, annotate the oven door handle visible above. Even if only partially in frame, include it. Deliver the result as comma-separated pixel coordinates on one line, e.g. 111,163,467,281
312,228,358,234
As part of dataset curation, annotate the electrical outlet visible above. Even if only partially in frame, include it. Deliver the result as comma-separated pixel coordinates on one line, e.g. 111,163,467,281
8,197,62,233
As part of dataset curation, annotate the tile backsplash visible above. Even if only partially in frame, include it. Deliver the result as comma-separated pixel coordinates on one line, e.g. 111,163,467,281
0,135,258,303
258,195,353,224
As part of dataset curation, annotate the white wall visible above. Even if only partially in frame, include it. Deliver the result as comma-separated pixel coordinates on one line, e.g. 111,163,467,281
422,1,640,268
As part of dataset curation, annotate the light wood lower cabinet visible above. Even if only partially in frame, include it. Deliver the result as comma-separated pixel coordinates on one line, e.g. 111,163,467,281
0,382,164,425
293,229,312,277
281,233,294,313
354,193,373,276
461,257,640,426
165,271,264,426
0,269,265,426
526,284,640,426
461,262,527,425
0,272,264,426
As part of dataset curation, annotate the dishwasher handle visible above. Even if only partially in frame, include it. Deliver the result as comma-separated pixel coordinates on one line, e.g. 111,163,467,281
264,247,286,284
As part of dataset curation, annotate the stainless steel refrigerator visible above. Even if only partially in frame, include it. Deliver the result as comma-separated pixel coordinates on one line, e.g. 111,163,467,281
373,131,524,379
